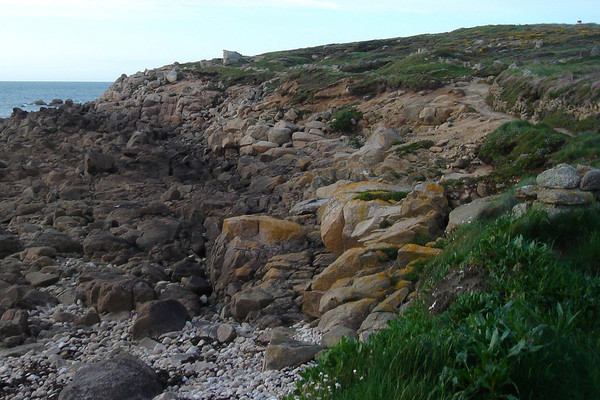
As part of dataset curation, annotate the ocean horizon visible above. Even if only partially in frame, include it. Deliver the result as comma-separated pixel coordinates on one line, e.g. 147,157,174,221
0,81,112,118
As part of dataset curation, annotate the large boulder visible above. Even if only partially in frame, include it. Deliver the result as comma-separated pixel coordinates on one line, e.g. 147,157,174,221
84,152,115,174
78,273,155,313
132,299,189,341
58,352,162,400
208,216,306,295
536,164,580,189
310,247,379,292
231,287,274,321
83,229,131,259
317,298,378,333
0,285,57,309
136,218,181,252
0,232,23,258
446,195,499,233
319,181,409,255
264,338,325,370
223,50,243,66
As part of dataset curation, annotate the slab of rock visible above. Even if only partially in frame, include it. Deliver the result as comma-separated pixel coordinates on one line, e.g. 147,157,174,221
83,229,131,258
25,271,59,287
311,247,378,292
321,326,358,348
221,215,305,244
231,287,274,321
536,164,580,189
318,298,378,333
0,285,57,309
446,195,499,233
84,151,115,174
358,311,397,342
537,188,593,206
166,68,178,83
132,299,189,341
33,230,82,254
136,218,181,252
264,339,325,370
58,352,162,400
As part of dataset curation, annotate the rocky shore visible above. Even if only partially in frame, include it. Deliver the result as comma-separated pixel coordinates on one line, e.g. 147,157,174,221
0,42,597,399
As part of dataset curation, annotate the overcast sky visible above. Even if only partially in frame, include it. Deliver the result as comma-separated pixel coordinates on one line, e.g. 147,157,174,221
0,0,598,82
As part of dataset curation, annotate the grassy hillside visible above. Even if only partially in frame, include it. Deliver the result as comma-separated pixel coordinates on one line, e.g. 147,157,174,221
181,24,600,126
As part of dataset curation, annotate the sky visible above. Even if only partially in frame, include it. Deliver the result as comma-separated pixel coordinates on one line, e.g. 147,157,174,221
0,0,598,82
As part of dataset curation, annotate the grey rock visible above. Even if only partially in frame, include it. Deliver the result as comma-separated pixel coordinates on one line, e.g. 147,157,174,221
85,152,115,174
132,299,189,341
75,309,101,326
446,195,500,233
514,184,538,201
58,352,162,400
171,259,204,282
267,127,292,146
0,285,57,309
321,326,358,348
182,275,212,296
231,288,274,321
536,164,580,189
537,188,593,205
83,229,131,258
317,298,378,333
591,46,600,57
358,311,397,342
216,323,237,343
263,339,325,370
223,50,243,66
136,218,181,252
166,68,178,84
159,285,203,317
290,198,328,215
25,271,59,287
34,230,82,254
580,169,600,191
0,232,22,258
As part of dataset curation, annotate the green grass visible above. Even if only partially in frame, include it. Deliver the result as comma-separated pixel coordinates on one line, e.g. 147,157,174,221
287,205,600,400
354,190,409,202
395,140,435,156
477,120,568,184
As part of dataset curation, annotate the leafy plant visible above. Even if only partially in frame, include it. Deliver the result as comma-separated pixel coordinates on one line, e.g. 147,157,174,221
331,106,363,132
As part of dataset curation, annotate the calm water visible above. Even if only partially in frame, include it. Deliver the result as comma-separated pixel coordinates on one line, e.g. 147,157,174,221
0,81,112,118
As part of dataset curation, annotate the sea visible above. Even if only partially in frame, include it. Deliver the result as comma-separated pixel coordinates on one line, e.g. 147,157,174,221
0,81,113,119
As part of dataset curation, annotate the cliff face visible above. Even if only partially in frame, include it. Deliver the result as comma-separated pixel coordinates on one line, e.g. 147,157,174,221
0,23,598,398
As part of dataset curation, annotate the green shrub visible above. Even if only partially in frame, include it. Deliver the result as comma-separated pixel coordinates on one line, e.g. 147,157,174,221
331,106,363,132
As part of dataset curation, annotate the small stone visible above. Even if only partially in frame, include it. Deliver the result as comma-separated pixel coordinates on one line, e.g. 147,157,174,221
217,323,237,343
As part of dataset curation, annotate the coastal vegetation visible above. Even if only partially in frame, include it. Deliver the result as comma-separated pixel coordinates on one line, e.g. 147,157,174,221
287,205,600,400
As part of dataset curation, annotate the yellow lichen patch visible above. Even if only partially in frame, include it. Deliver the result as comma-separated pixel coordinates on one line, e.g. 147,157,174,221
396,243,443,267
222,215,305,244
